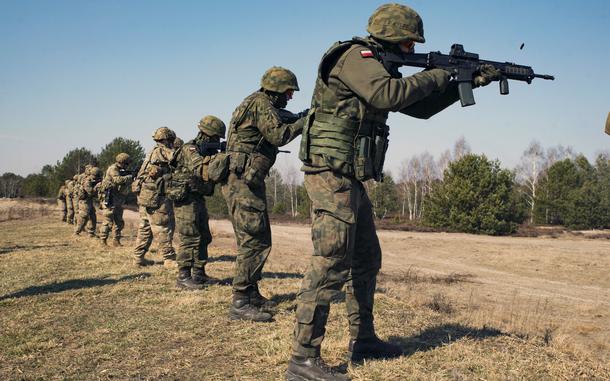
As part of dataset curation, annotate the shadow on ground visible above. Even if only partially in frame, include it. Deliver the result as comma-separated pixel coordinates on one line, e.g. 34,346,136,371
0,273,151,301
208,254,237,263
390,323,505,356
0,243,70,255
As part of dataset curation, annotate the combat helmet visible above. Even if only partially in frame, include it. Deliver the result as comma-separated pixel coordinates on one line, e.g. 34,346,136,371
198,115,226,138
260,66,299,93
367,3,425,43
116,153,131,165
152,127,176,142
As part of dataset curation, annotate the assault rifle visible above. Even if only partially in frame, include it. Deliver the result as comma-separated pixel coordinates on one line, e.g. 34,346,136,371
197,141,227,156
379,44,555,107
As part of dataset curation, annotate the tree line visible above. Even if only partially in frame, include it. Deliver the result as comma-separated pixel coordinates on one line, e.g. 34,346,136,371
2,137,608,233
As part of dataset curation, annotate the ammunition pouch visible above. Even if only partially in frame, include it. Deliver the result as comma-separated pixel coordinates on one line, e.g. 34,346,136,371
300,111,389,181
138,177,164,208
243,152,273,189
165,173,188,202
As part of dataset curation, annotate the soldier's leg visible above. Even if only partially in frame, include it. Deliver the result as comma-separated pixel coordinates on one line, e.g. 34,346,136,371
133,205,153,259
194,198,212,269
113,206,125,242
86,202,97,237
223,177,271,292
292,172,356,358
150,200,176,260
59,200,67,222
174,199,198,269
99,207,114,243
345,186,382,341
74,200,89,234
66,197,74,225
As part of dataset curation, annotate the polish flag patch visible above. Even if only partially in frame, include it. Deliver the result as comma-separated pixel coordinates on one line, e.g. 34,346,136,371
360,50,374,58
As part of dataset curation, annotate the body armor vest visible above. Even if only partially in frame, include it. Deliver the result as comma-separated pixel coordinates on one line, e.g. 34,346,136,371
299,37,392,182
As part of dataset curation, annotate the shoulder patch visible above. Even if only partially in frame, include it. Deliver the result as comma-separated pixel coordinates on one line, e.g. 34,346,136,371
360,49,374,58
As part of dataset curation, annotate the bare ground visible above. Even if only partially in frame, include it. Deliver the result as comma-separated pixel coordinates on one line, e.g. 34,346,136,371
0,200,609,380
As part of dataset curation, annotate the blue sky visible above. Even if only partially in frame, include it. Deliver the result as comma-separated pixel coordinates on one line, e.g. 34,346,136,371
1,0,609,177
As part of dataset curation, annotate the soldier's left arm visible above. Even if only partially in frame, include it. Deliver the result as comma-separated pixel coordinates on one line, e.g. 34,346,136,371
398,83,460,119
256,98,305,147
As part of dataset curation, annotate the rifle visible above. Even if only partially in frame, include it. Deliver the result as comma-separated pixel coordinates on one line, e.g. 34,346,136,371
197,141,227,156
380,44,555,107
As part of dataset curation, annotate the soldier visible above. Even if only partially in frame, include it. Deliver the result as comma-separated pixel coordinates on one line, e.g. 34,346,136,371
132,127,177,267
64,179,75,224
74,166,102,237
99,153,134,246
57,182,67,222
168,116,225,289
222,66,308,322
286,4,500,380
605,111,610,135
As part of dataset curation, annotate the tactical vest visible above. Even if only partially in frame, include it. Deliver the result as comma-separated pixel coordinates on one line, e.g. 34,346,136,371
299,37,391,182
167,141,214,201
226,91,279,187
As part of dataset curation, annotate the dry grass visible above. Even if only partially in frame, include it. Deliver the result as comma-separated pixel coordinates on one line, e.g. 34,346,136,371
0,211,609,380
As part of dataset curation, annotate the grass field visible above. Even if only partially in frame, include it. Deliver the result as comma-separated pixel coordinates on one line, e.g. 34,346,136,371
0,202,609,380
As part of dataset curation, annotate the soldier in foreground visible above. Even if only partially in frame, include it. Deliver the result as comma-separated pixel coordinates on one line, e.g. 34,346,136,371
168,116,225,289
57,182,67,222
74,166,102,237
132,127,177,267
286,4,500,380
98,153,134,246
222,67,307,322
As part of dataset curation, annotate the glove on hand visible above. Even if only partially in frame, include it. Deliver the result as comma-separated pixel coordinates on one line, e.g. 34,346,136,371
473,64,501,87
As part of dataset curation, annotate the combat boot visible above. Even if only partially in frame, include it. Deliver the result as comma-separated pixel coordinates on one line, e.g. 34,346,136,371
112,238,122,247
176,267,204,290
286,355,351,381
248,284,277,310
99,237,108,246
192,267,219,286
229,292,273,322
347,336,402,363
134,257,155,267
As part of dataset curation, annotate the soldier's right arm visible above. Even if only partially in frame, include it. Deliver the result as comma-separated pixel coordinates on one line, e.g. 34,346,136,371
108,165,132,185
255,98,305,147
337,46,453,113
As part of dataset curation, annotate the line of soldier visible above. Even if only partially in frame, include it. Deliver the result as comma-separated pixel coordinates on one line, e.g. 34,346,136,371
56,3,506,380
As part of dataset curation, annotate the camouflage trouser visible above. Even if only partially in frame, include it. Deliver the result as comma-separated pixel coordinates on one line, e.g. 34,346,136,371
292,171,381,358
74,198,97,236
174,194,212,269
133,200,176,260
58,199,67,222
99,205,125,241
221,173,271,292
66,197,75,224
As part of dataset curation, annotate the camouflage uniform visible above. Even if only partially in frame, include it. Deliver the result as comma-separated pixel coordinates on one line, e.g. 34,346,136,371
57,184,67,222
168,116,225,289
74,167,101,237
133,130,176,264
287,4,489,378
65,179,75,224
99,154,133,245
222,67,305,320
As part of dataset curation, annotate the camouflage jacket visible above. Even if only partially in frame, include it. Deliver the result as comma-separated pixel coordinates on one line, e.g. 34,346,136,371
228,90,305,176
302,36,460,174
102,163,133,207
57,185,66,200
170,139,215,197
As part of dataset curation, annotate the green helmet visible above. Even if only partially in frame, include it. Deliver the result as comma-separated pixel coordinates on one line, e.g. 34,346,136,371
198,115,226,138
260,66,299,93
152,127,176,142
115,153,131,164
367,3,425,44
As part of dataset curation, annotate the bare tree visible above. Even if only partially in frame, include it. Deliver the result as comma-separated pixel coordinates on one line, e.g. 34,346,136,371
283,166,300,217
516,141,545,223
452,136,471,161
